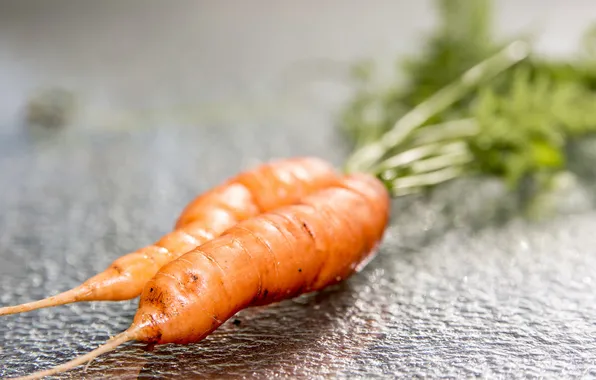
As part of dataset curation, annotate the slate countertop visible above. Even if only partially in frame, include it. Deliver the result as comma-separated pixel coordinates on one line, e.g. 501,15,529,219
1,1,596,378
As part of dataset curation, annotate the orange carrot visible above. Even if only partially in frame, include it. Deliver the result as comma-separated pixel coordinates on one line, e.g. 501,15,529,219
0,157,341,316
15,173,390,380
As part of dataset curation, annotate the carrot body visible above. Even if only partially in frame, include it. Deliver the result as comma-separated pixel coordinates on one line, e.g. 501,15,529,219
135,173,390,345
0,157,341,315
15,173,389,380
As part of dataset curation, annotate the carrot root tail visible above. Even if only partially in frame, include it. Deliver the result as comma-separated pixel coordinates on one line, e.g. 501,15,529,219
0,286,90,316
9,326,143,380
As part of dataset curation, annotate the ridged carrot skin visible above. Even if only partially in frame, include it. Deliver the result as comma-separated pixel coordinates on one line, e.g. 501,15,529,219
90,157,342,302
0,157,341,315
15,173,390,380
175,157,341,229
136,172,390,344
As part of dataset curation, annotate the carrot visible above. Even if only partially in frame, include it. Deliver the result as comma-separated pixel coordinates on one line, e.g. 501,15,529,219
0,157,341,316
14,173,390,380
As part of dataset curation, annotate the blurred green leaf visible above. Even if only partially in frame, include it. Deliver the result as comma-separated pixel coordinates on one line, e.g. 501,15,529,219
340,0,596,204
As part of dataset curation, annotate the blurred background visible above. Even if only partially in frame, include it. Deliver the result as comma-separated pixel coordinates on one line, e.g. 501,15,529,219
2,1,596,379
1,0,596,134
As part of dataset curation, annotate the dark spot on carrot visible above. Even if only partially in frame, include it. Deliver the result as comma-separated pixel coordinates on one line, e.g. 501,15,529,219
149,288,154,293
301,221,315,239
263,289,269,298
251,285,263,304
298,268,302,272
151,292,168,313
232,319,241,326
144,326,162,344
311,268,321,286
190,273,198,282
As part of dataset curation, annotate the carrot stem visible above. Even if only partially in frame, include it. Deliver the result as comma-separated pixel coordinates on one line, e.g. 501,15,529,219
344,40,529,174
373,141,468,174
409,118,479,146
388,166,467,196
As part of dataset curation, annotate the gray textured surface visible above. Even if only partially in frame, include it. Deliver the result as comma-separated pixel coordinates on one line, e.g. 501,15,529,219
1,127,596,379
2,1,596,379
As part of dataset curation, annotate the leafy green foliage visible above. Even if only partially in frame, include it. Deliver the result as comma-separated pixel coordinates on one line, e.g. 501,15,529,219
472,67,571,187
467,62,596,189
399,0,497,108
341,0,496,149
341,0,596,199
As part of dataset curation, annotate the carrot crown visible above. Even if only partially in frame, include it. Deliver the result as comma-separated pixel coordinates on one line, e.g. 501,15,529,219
342,0,596,208
343,41,529,196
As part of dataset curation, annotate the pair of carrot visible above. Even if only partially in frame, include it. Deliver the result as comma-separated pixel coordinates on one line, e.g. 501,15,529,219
6,40,531,379
4,157,390,380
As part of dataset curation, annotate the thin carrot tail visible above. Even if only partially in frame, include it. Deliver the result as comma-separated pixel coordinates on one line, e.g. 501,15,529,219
0,286,91,316
0,268,138,316
9,325,144,380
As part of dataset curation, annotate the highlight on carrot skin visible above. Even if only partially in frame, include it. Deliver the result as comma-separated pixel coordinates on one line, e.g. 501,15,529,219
13,173,390,380
0,157,341,317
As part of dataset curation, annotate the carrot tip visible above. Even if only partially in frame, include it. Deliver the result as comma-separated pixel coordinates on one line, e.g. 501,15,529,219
0,286,90,317
9,325,144,380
